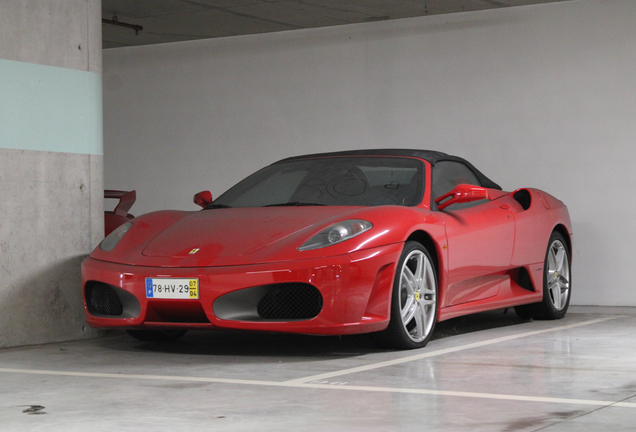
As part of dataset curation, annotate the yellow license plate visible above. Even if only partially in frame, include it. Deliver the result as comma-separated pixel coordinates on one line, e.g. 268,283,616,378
145,278,199,299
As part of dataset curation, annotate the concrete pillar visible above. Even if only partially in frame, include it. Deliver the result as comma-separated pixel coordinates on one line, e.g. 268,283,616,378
0,1,103,347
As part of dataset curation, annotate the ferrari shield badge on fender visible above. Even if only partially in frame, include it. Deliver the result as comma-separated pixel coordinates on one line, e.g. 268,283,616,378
189,248,200,254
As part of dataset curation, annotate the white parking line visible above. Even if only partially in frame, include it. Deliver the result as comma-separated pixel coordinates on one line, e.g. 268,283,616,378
0,367,279,386
0,365,635,409
299,383,636,409
0,316,630,411
284,316,625,384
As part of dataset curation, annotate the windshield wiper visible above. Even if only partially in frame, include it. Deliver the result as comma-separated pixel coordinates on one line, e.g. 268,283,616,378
203,204,232,210
264,202,326,207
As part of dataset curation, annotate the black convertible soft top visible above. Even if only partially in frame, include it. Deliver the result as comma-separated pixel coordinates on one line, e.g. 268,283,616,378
278,148,502,190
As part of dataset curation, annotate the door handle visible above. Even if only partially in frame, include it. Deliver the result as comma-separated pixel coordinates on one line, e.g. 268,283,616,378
500,204,510,210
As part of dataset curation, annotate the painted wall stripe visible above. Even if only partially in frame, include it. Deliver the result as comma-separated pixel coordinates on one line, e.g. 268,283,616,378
0,58,102,155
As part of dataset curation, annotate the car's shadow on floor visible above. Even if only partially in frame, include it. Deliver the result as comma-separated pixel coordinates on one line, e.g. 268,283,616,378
98,308,532,358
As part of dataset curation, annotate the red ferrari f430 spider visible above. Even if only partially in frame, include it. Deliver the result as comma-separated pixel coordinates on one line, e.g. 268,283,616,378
82,149,572,349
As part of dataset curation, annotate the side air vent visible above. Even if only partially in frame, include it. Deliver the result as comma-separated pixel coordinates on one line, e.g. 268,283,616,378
516,267,535,292
84,282,140,318
213,283,323,321
513,189,532,210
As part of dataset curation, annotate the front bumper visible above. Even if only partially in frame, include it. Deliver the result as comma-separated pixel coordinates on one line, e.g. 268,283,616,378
81,243,401,335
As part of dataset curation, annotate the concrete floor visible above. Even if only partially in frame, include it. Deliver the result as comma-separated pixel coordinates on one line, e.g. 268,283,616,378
1,307,635,431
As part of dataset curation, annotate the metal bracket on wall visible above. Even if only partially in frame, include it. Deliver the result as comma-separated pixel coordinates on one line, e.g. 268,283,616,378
102,14,143,35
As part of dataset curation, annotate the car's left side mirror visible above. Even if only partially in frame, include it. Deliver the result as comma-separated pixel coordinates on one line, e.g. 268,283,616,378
193,190,213,208
435,184,489,211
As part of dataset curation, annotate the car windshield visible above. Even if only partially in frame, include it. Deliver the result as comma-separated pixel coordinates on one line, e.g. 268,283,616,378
212,156,424,208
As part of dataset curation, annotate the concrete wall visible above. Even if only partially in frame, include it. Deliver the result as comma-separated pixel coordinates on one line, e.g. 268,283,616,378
0,1,103,347
103,0,636,306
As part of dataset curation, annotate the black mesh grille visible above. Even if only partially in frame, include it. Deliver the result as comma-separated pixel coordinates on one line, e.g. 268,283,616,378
85,283,124,316
257,284,322,320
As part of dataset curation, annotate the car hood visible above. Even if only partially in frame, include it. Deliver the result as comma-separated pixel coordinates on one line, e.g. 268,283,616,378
141,207,332,259
91,205,437,267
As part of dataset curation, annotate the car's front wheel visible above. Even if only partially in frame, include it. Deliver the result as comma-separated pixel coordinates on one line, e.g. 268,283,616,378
126,329,188,342
372,241,438,349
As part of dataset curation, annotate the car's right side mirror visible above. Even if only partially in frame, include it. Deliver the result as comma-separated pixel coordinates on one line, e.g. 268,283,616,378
435,184,489,211
193,190,213,208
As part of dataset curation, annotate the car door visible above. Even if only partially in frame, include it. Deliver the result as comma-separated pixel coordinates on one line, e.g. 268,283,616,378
432,161,515,307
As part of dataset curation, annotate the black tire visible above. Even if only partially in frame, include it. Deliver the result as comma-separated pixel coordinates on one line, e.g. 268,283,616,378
126,329,188,342
514,231,571,320
371,241,438,350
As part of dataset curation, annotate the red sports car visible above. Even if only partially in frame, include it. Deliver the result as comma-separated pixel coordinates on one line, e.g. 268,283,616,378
82,149,572,349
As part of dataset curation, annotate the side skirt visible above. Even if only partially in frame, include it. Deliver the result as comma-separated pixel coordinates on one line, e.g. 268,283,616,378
438,264,543,322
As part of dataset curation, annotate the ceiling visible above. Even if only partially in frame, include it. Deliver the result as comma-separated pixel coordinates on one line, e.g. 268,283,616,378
102,0,570,49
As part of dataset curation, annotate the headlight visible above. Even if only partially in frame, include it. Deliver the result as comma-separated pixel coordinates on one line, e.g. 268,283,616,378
100,222,133,252
298,220,372,251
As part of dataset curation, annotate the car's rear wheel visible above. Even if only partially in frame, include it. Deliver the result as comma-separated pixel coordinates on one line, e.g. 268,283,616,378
515,231,571,320
126,329,188,342
372,241,438,349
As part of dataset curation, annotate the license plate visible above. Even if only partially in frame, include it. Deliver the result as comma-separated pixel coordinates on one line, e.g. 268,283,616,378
145,278,199,299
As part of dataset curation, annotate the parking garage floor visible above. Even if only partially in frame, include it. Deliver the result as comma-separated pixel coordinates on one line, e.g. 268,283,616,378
1,306,635,432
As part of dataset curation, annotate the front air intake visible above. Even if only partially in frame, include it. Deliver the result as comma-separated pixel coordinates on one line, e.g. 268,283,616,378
84,282,141,318
257,283,323,320
85,282,123,316
213,283,323,321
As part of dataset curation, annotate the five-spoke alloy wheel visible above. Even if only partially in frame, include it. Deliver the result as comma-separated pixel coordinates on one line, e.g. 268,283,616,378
545,235,570,313
515,231,571,320
373,241,438,349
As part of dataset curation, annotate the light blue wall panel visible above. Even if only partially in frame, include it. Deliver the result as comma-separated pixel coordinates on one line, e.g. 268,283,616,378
0,59,102,155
